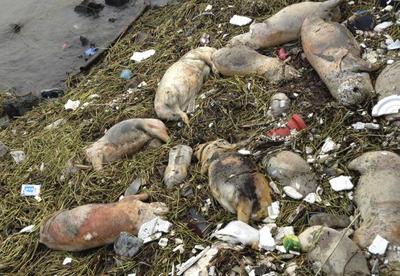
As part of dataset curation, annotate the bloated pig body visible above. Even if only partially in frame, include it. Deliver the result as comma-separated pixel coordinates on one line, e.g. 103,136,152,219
301,17,377,106
348,151,400,250
195,140,272,223
39,194,168,251
229,0,343,49
211,46,299,82
85,118,169,171
154,47,216,124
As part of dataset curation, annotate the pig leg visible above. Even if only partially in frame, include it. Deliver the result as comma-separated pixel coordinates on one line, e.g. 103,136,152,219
237,197,253,224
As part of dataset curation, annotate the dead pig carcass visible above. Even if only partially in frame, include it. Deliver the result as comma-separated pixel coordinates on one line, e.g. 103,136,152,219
85,118,169,171
301,17,378,106
211,46,299,82
154,47,216,125
40,194,168,251
228,0,343,49
195,139,272,223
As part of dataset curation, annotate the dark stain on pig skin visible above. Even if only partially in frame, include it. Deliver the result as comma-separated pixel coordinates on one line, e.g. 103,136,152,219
209,153,261,210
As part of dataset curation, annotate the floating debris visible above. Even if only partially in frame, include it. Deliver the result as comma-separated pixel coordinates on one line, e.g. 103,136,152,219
10,150,26,164
374,21,393,32
130,49,156,62
372,95,400,117
19,225,35,234
212,221,259,246
138,217,172,242
229,15,252,26
64,99,80,111
329,176,354,191
21,184,41,197
62,257,72,265
368,235,389,255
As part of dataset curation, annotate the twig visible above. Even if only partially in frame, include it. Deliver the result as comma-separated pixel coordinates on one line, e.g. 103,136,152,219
315,212,361,275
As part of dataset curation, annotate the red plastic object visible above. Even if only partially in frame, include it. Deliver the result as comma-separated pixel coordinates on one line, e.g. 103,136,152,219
278,48,289,61
267,114,307,137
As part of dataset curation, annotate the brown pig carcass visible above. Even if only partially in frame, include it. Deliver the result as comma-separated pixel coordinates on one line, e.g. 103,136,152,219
85,118,169,171
229,0,343,49
154,47,216,125
39,194,169,251
211,46,300,82
195,139,272,223
301,17,378,106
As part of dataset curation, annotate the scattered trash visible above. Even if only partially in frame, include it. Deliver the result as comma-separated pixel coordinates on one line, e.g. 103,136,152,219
130,49,156,62
348,151,400,252
41,88,64,99
374,21,393,32
275,226,295,244
173,244,185,254
21,184,41,197
229,15,252,26
138,216,172,242
10,150,26,164
158,237,169,248
329,176,354,191
368,235,389,255
387,39,400,50
259,226,276,251
283,234,301,252
346,11,376,32
0,142,9,158
237,148,251,155
299,226,370,275
320,137,340,154
124,178,144,197
84,47,98,57
277,48,289,61
45,119,66,130
177,244,232,276
372,95,400,117
266,114,307,137
303,192,317,204
164,145,193,189
64,100,81,111
40,194,168,251
200,33,210,45
85,118,169,171
267,201,280,220
283,186,303,199
309,213,350,229
62,257,72,265
212,221,259,247
352,122,380,130
120,69,133,80
195,139,272,223
19,225,35,233
187,208,209,237
114,232,143,257
269,93,290,118
204,4,212,11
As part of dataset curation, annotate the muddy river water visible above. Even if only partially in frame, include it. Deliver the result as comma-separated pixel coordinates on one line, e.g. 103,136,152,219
0,0,159,97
